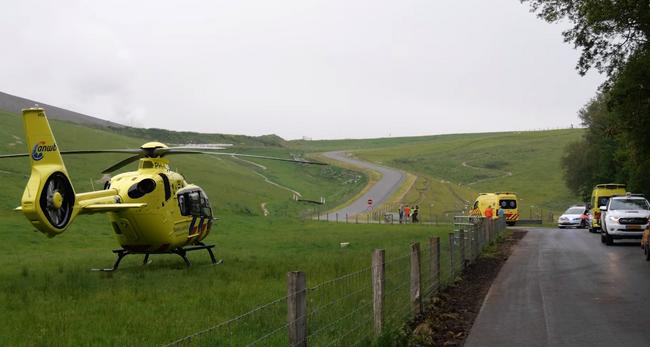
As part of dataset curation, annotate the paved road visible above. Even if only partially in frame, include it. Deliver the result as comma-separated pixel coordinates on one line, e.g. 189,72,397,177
465,228,650,347
322,151,405,221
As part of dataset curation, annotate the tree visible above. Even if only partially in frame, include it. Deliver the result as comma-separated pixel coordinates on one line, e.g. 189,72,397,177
521,0,649,79
523,1,650,198
562,94,625,200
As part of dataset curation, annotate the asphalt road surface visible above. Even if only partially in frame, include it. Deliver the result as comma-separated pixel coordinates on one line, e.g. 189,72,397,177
465,227,650,347
321,151,405,221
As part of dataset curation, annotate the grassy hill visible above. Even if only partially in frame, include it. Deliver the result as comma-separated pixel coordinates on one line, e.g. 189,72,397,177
291,129,584,218
0,109,380,345
0,110,363,217
0,105,583,345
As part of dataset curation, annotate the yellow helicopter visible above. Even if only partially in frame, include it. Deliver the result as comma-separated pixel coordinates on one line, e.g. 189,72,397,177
0,108,324,271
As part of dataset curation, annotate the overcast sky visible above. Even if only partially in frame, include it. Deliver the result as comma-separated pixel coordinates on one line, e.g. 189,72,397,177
0,0,603,140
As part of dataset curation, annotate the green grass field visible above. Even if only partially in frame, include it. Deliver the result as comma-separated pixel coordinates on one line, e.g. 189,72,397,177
0,211,450,345
0,108,578,345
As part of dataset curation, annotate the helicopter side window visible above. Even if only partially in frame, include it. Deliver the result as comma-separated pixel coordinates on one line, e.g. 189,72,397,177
158,173,171,201
177,189,212,218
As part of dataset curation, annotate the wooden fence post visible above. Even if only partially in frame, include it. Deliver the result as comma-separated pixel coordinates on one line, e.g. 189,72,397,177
429,237,440,294
459,229,466,269
287,271,307,347
410,242,422,317
448,233,455,281
372,249,385,337
472,227,477,261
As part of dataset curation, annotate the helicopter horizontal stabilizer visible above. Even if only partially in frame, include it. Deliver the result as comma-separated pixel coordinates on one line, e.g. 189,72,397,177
81,203,147,213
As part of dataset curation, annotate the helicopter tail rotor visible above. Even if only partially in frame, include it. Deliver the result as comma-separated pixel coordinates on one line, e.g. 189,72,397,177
19,108,80,237
40,172,75,230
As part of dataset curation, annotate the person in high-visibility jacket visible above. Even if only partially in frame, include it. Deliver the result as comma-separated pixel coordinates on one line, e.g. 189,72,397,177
485,205,494,219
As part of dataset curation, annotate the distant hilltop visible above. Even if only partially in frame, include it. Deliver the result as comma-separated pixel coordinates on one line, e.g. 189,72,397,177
0,91,287,148
0,91,125,128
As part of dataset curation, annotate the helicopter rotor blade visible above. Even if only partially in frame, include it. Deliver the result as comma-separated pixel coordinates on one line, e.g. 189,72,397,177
162,149,326,165
0,153,30,158
61,149,143,155
164,145,232,150
0,149,143,159
101,154,144,174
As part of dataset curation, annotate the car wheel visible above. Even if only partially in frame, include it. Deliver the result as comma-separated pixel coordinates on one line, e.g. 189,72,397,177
559,226,565,229
605,233,614,246
646,243,650,261
601,233,606,244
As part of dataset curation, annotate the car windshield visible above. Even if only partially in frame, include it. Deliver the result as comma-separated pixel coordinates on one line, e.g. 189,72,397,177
609,199,650,210
564,207,585,215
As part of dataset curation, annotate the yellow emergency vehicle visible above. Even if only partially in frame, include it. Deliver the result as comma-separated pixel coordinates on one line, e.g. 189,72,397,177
470,192,519,226
589,183,627,233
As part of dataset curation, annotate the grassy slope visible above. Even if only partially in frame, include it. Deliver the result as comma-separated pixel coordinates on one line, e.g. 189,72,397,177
291,129,584,217
0,110,364,217
0,107,581,345
0,109,380,344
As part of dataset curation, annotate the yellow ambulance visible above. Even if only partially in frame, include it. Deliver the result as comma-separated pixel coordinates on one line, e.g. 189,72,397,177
589,183,627,233
470,192,519,225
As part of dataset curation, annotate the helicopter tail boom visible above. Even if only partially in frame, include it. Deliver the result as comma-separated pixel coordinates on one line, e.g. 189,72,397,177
20,108,78,237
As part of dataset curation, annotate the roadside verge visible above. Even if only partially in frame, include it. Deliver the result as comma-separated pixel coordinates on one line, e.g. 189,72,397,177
398,229,528,346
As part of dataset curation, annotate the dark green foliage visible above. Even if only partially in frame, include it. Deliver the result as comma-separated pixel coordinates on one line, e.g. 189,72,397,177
561,51,650,198
524,1,650,199
521,0,649,78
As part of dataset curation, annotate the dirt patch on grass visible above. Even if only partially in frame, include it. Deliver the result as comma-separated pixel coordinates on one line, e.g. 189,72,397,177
403,230,527,346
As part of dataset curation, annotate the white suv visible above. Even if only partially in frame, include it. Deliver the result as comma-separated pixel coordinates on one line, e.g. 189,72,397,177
600,195,650,245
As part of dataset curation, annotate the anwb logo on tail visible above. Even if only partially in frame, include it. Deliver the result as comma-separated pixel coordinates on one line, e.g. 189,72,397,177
31,141,57,161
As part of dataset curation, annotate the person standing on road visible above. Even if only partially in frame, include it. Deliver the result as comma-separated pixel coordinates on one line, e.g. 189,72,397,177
398,205,404,224
498,208,505,220
412,205,419,223
485,205,494,219
404,206,411,224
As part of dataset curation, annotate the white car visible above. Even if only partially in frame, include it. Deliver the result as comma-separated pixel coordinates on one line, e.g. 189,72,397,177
558,205,588,228
600,195,650,245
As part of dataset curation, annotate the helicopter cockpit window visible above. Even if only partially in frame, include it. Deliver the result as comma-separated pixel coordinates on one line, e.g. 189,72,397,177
177,188,212,218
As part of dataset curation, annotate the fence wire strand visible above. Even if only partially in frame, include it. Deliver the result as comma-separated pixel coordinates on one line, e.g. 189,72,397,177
164,217,507,347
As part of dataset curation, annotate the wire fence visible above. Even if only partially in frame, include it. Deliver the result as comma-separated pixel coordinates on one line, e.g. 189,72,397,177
164,217,507,347
305,203,559,225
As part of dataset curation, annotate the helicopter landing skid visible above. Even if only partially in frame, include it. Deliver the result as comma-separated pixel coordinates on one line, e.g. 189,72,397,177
91,242,223,272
